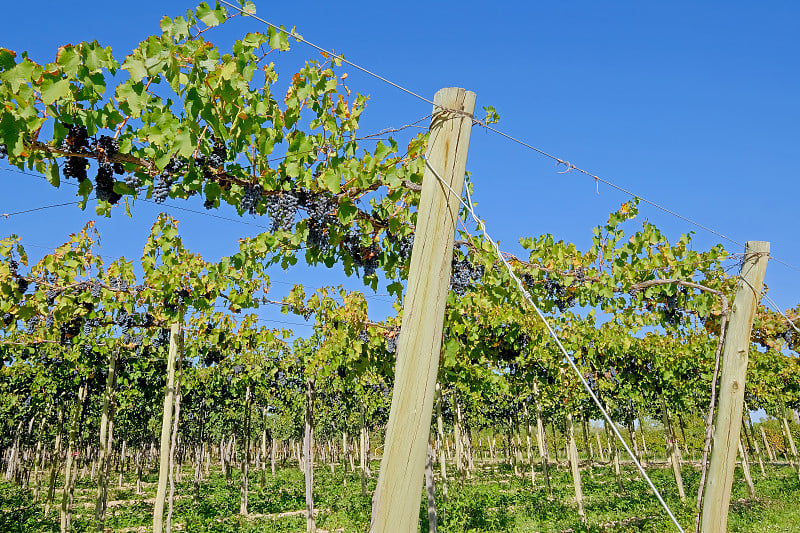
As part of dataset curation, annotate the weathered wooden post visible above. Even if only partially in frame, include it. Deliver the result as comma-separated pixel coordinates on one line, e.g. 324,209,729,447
153,322,181,533
701,241,769,533
370,87,475,533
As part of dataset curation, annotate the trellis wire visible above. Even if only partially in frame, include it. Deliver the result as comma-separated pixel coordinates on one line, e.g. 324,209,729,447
423,156,686,533
740,277,800,336
219,0,437,107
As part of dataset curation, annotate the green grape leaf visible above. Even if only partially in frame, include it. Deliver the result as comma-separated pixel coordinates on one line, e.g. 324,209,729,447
46,161,60,187
41,79,71,105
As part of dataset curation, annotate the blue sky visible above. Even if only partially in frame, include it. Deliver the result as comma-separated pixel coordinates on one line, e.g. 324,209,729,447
1,0,798,331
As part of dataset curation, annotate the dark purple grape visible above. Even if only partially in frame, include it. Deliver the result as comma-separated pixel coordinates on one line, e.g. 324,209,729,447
152,175,172,204
92,135,118,164
95,163,122,204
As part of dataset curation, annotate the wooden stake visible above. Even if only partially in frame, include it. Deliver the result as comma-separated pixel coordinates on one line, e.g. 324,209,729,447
370,87,475,533
153,322,181,533
701,241,769,533
661,393,686,503
737,438,755,498
94,349,118,531
566,412,585,520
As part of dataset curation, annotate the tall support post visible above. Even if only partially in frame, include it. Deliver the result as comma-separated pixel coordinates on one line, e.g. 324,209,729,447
701,241,769,533
153,322,181,533
370,87,475,533
94,349,118,531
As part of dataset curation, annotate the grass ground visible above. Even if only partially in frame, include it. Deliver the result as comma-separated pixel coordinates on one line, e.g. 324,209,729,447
1,459,799,532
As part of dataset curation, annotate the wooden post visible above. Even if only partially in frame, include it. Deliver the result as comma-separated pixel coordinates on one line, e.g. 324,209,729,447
701,241,769,533
424,443,437,533
94,349,118,531
304,379,316,533
566,412,585,520
661,394,686,503
370,87,475,533
435,382,449,501
153,322,181,533
737,438,755,498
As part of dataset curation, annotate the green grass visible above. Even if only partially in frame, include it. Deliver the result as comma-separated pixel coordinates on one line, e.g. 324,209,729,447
2,460,799,532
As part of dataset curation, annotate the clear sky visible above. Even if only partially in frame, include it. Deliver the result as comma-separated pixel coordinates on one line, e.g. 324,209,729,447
1,0,798,329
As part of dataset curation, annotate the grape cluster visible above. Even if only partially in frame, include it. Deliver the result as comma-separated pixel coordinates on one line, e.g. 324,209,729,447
544,279,565,299
266,191,299,231
107,276,129,291
303,191,338,223
522,273,536,290
59,318,81,345
92,135,118,164
782,328,795,350
26,316,41,334
208,138,227,168
666,292,679,310
65,123,89,150
176,288,190,306
358,330,370,343
95,163,122,204
663,288,684,327
0,144,7,159
342,232,380,276
543,278,575,311
307,225,331,253
82,319,99,336
387,232,414,261
64,156,89,182
163,157,187,176
127,334,144,347
63,124,90,182
203,348,221,367
116,311,134,331
124,175,142,192
450,258,484,297
45,313,54,329
46,289,59,305
116,311,136,343
16,277,29,294
152,175,172,204
302,191,339,253
386,334,398,354
149,158,187,203
240,184,263,215
154,328,171,348
89,280,102,298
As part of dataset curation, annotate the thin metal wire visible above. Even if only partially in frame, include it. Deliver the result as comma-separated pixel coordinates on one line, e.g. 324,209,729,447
423,156,686,533
219,0,436,107
763,292,800,335
2,201,83,218
768,257,800,273
740,276,800,336
476,123,743,250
